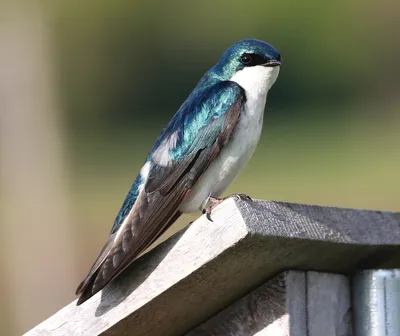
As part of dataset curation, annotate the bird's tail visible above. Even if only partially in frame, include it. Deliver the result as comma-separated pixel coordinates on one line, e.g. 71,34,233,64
75,211,183,305
75,234,115,298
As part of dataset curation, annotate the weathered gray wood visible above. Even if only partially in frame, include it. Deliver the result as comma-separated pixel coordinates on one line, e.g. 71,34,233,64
187,271,351,336
307,272,352,336
187,271,304,336
352,269,400,336
25,199,400,336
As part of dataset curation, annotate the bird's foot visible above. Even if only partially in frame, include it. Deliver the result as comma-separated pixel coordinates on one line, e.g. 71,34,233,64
202,196,224,222
228,193,253,202
202,194,252,221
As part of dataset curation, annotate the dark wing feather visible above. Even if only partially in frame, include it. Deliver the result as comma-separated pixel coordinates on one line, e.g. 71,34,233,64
76,81,245,305
75,233,116,295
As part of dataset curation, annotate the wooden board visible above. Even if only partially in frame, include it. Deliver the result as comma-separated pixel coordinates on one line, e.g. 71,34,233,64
25,199,400,336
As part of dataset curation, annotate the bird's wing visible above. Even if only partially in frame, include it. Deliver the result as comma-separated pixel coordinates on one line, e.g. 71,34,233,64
76,81,245,305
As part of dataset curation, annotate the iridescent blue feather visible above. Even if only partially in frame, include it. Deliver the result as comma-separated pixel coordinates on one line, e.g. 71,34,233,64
76,38,281,305
110,38,278,234
111,75,244,234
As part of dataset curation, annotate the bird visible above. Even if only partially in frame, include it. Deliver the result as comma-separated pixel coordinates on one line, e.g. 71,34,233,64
76,38,281,305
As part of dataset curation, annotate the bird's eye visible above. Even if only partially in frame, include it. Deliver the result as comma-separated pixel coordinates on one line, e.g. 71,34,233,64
240,54,252,65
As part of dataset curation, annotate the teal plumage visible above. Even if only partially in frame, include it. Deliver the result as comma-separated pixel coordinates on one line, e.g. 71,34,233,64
111,38,280,233
112,81,244,234
76,38,281,305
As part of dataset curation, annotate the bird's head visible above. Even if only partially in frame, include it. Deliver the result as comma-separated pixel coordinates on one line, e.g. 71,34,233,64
212,39,281,96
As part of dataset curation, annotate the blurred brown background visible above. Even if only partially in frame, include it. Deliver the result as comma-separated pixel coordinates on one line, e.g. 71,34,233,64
0,0,399,334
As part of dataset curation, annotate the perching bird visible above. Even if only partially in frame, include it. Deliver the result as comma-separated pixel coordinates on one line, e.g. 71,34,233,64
76,38,281,305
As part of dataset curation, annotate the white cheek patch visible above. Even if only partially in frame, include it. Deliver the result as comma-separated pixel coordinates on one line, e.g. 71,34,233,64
230,66,280,97
152,129,180,167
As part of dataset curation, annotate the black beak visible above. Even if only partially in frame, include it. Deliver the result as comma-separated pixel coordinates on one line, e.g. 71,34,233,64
263,59,281,67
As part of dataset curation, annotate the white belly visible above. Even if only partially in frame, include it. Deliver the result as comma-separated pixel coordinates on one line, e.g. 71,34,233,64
179,93,266,213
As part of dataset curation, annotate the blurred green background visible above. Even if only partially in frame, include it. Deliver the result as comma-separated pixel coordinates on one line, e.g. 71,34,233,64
0,0,399,334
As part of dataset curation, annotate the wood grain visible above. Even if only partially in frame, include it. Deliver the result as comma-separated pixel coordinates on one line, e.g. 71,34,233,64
24,199,400,336
187,271,351,336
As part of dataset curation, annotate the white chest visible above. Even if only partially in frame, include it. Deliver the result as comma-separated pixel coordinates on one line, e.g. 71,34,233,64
179,92,266,213
208,92,266,192
179,65,279,213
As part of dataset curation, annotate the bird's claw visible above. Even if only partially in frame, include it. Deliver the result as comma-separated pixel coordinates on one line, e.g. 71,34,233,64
202,194,251,221
202,208,213,221
205,208,213,222
233,193,252,202
202,196,223,222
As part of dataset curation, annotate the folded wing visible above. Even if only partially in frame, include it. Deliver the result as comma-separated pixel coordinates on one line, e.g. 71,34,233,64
76,81,245,305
